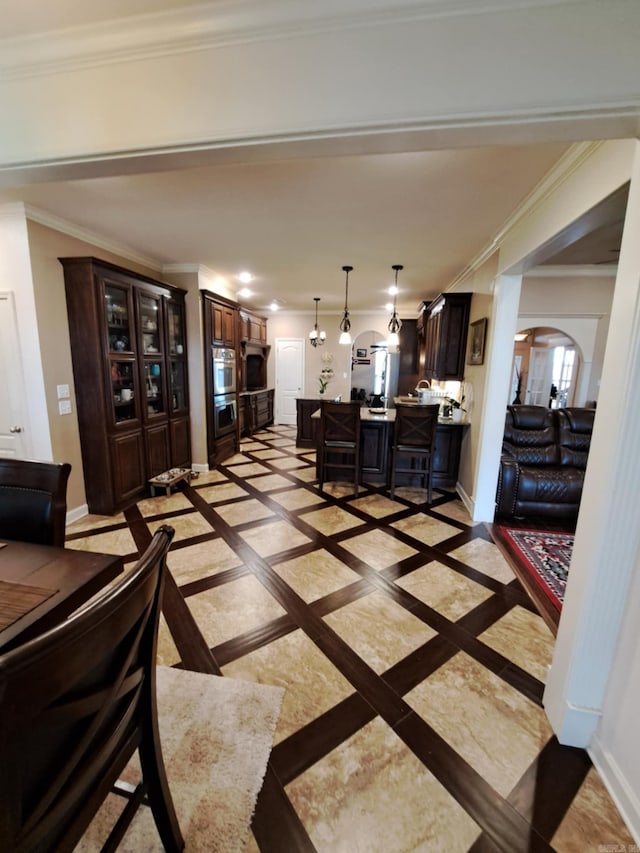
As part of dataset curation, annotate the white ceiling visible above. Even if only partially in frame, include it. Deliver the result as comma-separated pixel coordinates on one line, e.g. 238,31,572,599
0,143,571,314
0,0,626,316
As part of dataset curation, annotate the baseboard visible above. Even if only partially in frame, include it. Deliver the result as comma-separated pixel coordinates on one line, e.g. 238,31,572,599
191,462,210,473
456,482,475,518
589,735,640,845
66,503,88,525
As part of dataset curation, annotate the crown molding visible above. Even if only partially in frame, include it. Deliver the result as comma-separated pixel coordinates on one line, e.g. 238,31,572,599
446,141,608,288
0,0,588,80
21,203,162,270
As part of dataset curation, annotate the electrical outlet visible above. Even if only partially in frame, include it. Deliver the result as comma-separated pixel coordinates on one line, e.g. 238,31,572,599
57,383,70,399
59,400,72,415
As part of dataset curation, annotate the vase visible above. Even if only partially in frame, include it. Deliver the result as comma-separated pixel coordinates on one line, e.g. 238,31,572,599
452,408,464,423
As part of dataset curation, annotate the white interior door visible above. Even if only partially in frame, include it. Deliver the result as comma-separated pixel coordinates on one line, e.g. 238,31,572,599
275,338,304,425
526,347,553,406
0,292,31,458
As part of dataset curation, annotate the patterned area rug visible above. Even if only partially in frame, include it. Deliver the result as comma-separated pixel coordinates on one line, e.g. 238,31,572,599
77,666,284,852
498,527,574,611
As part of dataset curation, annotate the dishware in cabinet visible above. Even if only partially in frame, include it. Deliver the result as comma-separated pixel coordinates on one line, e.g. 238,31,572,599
138,292,162,354
110,359,138,424
143,360,166,418
105,282,133,353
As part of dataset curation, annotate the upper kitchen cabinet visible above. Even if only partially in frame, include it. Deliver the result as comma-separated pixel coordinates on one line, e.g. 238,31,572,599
210,299,237,347
419,293,472,381
60,257,190,515
239,309,267,346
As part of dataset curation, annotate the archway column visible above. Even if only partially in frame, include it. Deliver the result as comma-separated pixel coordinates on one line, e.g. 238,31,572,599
470,273,522,522
544,140,640,746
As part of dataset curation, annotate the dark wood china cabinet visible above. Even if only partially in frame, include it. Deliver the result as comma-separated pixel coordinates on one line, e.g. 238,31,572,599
61,257,190,515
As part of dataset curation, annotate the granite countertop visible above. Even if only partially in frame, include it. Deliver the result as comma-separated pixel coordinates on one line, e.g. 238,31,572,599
310,406,466,425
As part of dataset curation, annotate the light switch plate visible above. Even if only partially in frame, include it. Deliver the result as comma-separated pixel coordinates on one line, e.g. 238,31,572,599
58,399,72,415
57,383,70,399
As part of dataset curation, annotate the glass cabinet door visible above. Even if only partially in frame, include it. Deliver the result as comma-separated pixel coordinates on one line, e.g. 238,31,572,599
105,284,132,353
144,360,165,417
111,360,137,423
140,293,162,355
166,300,185,356
170,360,187,413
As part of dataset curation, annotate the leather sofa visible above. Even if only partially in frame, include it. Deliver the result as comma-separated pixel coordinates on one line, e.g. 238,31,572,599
495,405,595,520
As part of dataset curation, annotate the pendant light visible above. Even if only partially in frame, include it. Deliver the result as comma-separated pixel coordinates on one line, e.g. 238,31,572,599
309,297,326,347
339,265,353,345
387,264,403,347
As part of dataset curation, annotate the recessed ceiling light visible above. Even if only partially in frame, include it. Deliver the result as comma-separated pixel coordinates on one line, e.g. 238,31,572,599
388,285,398,295
238,287,252,298
269,301,279,312
238,271,253,284
385,302,394,312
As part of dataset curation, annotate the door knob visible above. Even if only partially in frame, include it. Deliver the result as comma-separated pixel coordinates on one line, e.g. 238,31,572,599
9,426,23,433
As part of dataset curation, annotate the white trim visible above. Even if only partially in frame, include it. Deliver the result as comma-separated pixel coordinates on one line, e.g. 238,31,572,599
589,736,640,845
447,142,605,289
0,0,595,80
191,462,210,474
20,203,162,271
66,503,88,525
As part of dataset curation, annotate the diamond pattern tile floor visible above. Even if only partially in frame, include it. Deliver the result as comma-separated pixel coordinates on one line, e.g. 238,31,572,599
65,424,633,851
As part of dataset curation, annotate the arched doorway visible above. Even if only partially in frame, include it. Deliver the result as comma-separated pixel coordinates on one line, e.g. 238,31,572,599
350,329,399,405
511,327,582,409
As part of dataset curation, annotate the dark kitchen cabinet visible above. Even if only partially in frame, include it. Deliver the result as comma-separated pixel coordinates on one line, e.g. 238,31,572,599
61,257,190,514
240,390,275,436
296,398,322,447
211,300,237,347
239,309,267,345
419,293,472,381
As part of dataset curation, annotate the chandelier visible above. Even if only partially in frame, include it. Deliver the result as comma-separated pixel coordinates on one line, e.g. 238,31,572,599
339,265,353,345
387,264,403,347
309,297,326,347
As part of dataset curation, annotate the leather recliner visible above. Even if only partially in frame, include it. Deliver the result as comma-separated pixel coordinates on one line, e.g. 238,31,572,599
495,405,595,520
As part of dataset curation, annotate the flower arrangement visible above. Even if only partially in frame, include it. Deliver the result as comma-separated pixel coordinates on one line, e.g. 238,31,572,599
445,394,466,412
319,352,334,394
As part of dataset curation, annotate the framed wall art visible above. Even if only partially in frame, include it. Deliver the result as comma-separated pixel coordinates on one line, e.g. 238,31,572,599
468,317,487,365
356,348,367,358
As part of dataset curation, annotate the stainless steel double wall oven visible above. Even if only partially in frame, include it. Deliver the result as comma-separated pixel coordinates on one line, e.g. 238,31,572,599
212,347,237,437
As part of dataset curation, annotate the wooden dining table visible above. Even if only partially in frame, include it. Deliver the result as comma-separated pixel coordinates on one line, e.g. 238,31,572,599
0,539,124,653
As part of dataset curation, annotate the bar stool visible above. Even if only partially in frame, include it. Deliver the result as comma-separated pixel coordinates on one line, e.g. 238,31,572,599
318,400,361,496
389,403,440,502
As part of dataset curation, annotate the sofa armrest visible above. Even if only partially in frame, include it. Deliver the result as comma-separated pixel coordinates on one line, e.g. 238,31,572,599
495,453,520,517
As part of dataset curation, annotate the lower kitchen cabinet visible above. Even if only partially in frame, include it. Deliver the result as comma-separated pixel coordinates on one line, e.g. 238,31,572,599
240,390,275,436
310,413,467,489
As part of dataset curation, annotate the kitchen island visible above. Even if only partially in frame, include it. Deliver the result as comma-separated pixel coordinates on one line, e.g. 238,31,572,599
303,401,467,489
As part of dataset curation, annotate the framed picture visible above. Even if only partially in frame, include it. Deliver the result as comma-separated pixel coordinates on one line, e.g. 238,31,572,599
356,348,367,358
468,318,487,365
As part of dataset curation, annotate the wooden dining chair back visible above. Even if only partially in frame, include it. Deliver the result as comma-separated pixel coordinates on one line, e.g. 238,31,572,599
389,404,440,502
0,458,72,547
318,400,361,496
0,525,184,853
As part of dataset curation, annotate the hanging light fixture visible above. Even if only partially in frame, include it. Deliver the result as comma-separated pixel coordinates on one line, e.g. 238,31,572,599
309,297,326,347
387,264,403,347
339,265,353,345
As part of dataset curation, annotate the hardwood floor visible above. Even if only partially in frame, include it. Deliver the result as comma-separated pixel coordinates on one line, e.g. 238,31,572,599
66,425,632,852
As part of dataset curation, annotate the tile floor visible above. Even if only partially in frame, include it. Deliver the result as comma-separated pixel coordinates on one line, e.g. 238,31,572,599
66,424,634,852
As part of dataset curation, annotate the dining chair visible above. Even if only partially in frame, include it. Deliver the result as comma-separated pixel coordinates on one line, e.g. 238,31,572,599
0,524,184,853
0,458,72,547
389,403,440,502
318,400,361,496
